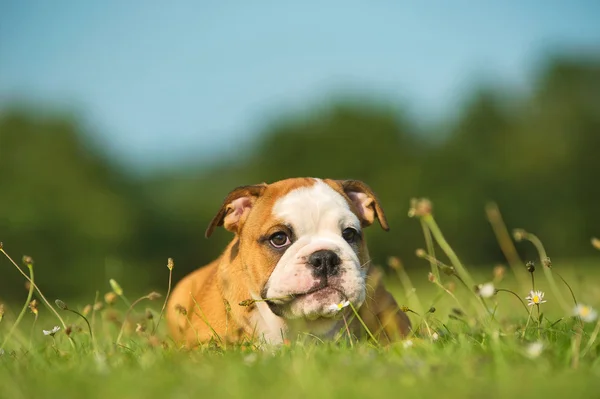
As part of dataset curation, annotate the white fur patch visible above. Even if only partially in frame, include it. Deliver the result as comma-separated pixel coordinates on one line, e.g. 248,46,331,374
273,179,360,237
250,292,286,344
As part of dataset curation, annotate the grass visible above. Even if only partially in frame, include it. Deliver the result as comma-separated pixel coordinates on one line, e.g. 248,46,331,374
1,201,600,398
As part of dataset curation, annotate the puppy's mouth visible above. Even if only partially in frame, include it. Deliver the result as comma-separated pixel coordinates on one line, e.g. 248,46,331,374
263,284,347,318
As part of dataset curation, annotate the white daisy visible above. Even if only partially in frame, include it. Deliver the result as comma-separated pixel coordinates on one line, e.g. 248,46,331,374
525,290,547,306
526,341,544,359
403,340,414,349
43,326,61,336
477,283,496,299
327,300,350,312
243,353,258,366
431,332,439,341
573,304,598,323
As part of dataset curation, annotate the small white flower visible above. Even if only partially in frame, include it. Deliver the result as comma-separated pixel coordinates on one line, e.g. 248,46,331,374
243,353,258,366
403,340,414,349
526,290,547,306
43,326,61,336
431,332,439,341
477,283,496,298
526,341,544,359
94,352,109,374
327,300,350,312
573,304,598,323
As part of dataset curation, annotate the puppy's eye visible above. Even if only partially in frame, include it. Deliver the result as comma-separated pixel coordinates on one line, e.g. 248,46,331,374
269,232,291,248
342,227,359,243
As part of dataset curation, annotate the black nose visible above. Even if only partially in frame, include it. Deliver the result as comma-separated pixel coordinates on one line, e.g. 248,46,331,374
308,250,341,277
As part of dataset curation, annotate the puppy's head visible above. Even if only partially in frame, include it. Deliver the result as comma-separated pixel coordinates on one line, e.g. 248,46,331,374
206,178,388,321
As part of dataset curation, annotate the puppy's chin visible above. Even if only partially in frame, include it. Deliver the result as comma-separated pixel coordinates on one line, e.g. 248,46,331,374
268,286,365,321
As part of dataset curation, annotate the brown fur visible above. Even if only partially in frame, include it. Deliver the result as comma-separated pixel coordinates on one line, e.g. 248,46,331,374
167,178,410,345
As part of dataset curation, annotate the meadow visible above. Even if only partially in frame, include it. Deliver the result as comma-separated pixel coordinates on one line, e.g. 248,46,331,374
1,200,599,399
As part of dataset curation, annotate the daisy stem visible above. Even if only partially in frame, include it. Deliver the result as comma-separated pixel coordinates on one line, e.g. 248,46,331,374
90,291,100,347
189,293,223,346
64,307,95,350
495,289,530,316
183,312,201,347
342,314,354,348
571,324,583,369
0,249,75,349
420,219,440,283
422,313,433,338
1,263,35,350
522,232,570,312
536,303,541,339
581,317,600,357
554,271,578,307
484,202,529,291
116,293,131,308
421,215,490,319
523,306,534,338
348,302,378,344
422,214,475,289
419,251,486,315
152,263,173,335
432,280,463,309
115,293,158,345
407,309,433,340
29,313,38,352
454,273,489,312
391,260,424,315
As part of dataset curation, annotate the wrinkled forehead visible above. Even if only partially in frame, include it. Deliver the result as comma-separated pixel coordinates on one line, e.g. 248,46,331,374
272,179,360,236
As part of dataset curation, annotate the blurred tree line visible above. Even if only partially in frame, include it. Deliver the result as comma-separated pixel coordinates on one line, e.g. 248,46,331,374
1,56,599,300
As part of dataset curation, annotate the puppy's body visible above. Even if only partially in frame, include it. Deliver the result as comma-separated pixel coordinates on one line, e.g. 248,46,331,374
167,178,410,345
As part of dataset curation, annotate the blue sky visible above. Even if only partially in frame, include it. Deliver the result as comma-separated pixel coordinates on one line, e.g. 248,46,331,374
1,2,599,171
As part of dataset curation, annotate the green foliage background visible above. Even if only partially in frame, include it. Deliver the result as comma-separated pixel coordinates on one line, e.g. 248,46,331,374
1,56,599,300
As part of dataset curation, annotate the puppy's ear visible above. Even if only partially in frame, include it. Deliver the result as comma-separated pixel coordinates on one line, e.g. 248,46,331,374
205,183,268,238
337,180,389,231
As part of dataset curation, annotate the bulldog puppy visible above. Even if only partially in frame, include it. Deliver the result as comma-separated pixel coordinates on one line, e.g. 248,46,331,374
167,178,410,345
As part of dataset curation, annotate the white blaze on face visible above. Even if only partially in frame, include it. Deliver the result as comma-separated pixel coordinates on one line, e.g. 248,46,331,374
264,179,367,320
